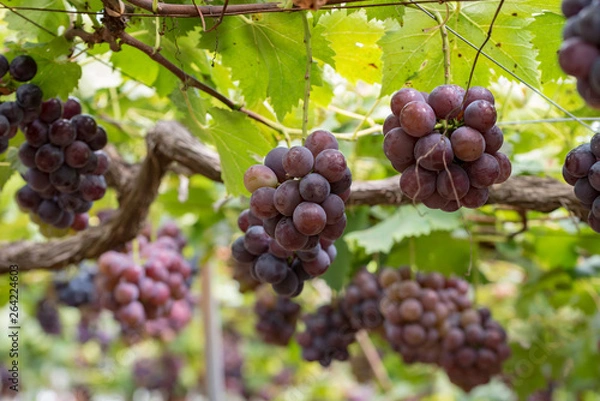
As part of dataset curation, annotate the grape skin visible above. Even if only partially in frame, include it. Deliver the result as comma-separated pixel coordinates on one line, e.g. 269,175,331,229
463,154,500,188
299,173,330,203
383,114,400,134
314,149,347,182
249,186,278,219
450,126,485,162
399,165,437,201
400,101,437,138
384,127,418,167
413,133,453,171
292,202,327,236
274,179,302,216
35,144,64,173
275,217,309,251
437,164,470,200
558,37,600,78
264,147,288,182
9,55,37,81
427,84,466,120
390,88,425,116
283,146,314,177
482,125,504,154
244,164,278,192
463,100,497,133
304,130,338,157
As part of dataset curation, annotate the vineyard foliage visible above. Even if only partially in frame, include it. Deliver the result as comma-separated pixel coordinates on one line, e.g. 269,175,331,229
0,0,599,400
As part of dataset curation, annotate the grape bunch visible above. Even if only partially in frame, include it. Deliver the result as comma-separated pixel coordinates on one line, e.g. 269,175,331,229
231,129,351,297
296,303,357,367
133,354,182,394
559,0,600,107
95,222,193,336
54,265,97,307
254,293,301,346
378,267,510,392
35,299,62,336
15,96,110,232
563,132,600,232
0,54,41,154
341,269,384,330
144,297,194,341
383,85,511,211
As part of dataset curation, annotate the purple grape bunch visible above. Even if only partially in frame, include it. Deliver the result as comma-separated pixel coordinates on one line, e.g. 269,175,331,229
559,0,600,107
230,129,351,297
15,96,110,231
383,85,511,211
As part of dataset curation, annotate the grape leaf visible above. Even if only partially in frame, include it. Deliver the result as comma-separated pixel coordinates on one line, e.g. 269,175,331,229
4,0,69,41
206,108,275,196
199,14,309,120
345,205,461,254
530,12,567,84
111,46,160,87
316,10,384,85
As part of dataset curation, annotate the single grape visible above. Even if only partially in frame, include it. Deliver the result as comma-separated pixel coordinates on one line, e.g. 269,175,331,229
250,186,278,219
482,125,504,154
565,145,596,178
87,126,108,151
282,146,314,177
71,213,89,231
71,114,97,142
54,210,75,229
399,165,437,201
493,152,511,184
37,199,64,225
274,216,308,251
383,127,418,167
24,120,49,147
299,173,330,203
64,141,91,169
273,179,302,216
390,88,425,116
591,133,600,158
463,154,500,188
9,55,37,81
16,83,43,109
562,0,592,17
402,324,426,346
21,105,41,125
301,250,331,276
400,101,437,138
577,78,600,108
421,190,449,209
562,164,579,186
254,253,288,284
450,126,485,162
427,84,466,120
49,119,76,147
244,225,271,255
92,151,110,175
461,186,489,208
25,168,51,192
314,149,347,182
244,164,278,193
558,37,600,78
272,270,301,297
35,144,64,173
588,161,600,190
383,114,401,135
0,115,9,138
304,130,338,157
79,174,107,201
263,214,283,238
463,86,495,108
574,177,599,204
578,3,600,46
39,99,63,123
437,164,470,200
0,55,7,78
320,214,347,241
62,97,82,119
18,143,37,168
320,194,345,224
0,102,24,126
329,168,352,195
49,165,80,193
79,152,98,175
297,243,321,262
463,100,497,132
292,202,327,236
264,147,289,182
563,15,582,39
16,185,42,210
413,133,454,171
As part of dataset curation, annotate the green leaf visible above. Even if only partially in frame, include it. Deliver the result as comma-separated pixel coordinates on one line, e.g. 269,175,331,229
317,10,384,85
199,14,308,120
111,46,160,87
530,12,567,84
4,0,70,41
206,108,274,196
345,205,461,254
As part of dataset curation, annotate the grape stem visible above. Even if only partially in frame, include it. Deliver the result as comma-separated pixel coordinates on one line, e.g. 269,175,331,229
435,9,451,85
355,330,392,391
301,11,312,141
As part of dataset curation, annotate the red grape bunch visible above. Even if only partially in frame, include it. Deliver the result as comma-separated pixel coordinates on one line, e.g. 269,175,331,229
296,303,357,367
0,54,42,154
95,222,193,338
383,85,511,211
378,267,510,392
559,0,600,107
230,129,351,297
254,292,302,346
15,96,110,232
563,132,600,232
341,268,384,331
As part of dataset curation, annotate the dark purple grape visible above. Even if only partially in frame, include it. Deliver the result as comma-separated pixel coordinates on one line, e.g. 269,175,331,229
37,199,64,225
421,190,449,209
24,119,49,147
463,86,495,108
0,55,7,78
25,168,51,192
463,100,497,132
87,126,108,151
64,141,91,169
282,146,314,177
559,37,599,79
250,186,278,219
273,270,300,297
244,225,271,255
399,165,437,201
0,102,24,126
9,55,37,81
54,210,75,229
79,174,107,201
299,173,330,203
35,144,64,173
274,216,308,251
427,84,466,120
588,161,600,191
450,126,485,162
565,144,596,178
49,165,80,193
493,152,511,184
463,154,500,188
274,179,302,216
437,164,470,200
577,4,600,46
254,253,288,284
304,130,338,157
574,177,599,204
39,99,63,123
314,149,347,182
18,143,37,168
71,114,98,142
400,101,437,138
414,132,454,171
263,214,283,238
16,83,43,109
563,164,579,186
92,150,110,175
16,185,41,210
301,250,331,276
320,194,345,224
329,168,352,195
0,115,9,138
390,88,425,116
589,209,600,232
383,114,401,134
292,202,327,236
264,147,288,182
320,213,347,241
482,125,504,154
21,105,41,125
461,187,489,208
79,152,98,174
562,0,592,17
49,119,76,147
383,127,418,167
57,192,84,212
62,97,82,119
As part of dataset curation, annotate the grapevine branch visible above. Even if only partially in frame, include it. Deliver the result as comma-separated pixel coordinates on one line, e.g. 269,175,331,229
0,122,589,273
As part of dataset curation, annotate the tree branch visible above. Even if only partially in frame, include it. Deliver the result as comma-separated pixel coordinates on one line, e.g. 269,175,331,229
0,122,588,273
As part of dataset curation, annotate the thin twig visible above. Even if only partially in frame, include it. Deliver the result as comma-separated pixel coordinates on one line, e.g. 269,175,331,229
355,330,392,391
